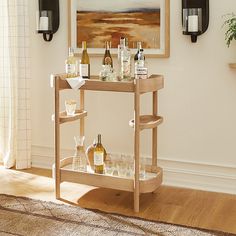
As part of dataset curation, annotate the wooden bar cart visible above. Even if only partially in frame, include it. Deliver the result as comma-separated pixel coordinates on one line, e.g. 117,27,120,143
52,74,164,212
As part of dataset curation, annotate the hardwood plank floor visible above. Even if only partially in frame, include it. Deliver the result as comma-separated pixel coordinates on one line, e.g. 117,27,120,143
0,165,236,234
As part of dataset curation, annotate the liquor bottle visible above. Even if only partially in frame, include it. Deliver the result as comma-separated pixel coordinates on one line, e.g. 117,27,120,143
118,37,125,60
94,134,106,174
65,47,77,78
138,49,145,67
72,136,87,172
103,41,113,68
135,48,145,74
117,37,125,78
121,38,131,81
79,41,90,79
134,42,142,62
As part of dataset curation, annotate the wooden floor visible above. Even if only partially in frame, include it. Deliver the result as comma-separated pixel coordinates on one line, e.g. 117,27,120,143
1,165,236,234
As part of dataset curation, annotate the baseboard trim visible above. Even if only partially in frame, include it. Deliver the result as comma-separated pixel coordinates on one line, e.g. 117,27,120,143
32,145,236,194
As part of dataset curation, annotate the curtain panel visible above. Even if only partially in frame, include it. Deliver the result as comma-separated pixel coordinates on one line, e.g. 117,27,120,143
0,0,31,169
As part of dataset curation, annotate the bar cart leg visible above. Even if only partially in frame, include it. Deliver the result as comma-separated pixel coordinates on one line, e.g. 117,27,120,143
55,76,61,199
80,90,85,136
134,80,140,213
134,130,140,212
152,91,158,170
152,91,158,194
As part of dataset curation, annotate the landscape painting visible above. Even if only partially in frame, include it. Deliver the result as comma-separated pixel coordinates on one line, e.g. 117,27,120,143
69,0,169,57
76,0,161,49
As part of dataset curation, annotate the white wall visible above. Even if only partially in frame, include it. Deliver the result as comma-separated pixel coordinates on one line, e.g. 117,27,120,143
30,0,236,193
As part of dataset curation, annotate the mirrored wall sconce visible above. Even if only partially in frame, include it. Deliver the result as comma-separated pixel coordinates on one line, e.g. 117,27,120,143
182,0,209,43
36,0,59,42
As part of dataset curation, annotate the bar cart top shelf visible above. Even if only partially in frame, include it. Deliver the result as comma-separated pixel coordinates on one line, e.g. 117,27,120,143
52,74,164,93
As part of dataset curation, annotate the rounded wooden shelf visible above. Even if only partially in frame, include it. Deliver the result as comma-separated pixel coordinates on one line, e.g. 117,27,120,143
59,109,87,124
129,115,163,130
53,157,162,194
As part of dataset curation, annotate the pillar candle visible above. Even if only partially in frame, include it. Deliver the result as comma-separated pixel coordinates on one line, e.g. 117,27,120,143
188,15,198,32
39,16,49,31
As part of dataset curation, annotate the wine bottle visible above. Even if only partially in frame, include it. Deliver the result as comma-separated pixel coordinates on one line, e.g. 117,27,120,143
94,134,106,174
103,41,113,68
137,49,145,66
65,47,77,78
135,48,145,74
79,41,90,79
134,42,142,62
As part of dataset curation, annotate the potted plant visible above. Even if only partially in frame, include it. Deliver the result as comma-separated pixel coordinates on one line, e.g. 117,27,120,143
223,13,236,47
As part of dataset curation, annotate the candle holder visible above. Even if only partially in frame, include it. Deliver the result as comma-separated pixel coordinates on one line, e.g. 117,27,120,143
36,0,60,42
182,0,209,43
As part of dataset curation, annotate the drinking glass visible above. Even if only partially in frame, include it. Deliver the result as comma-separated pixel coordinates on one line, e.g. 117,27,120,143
65,99,76,116
125,155,134,178
112,161,119,176
118,160,127,177
105,160,113,175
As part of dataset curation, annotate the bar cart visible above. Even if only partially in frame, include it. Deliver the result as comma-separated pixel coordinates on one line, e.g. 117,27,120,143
52,74,164,212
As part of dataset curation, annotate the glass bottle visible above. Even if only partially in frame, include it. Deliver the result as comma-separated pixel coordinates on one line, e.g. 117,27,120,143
65,47,77,78
94,134,106,174
121,38,131,81
103,41,113,68
80,41,90,79
135,48,145,74
117,37,126,79
72,136,87,172
134,42,142,62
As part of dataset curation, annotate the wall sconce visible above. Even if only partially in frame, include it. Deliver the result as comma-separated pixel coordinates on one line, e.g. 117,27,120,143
36,0,60,42
182,0,209,43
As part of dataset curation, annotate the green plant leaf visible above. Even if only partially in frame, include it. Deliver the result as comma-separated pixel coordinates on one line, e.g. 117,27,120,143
223,13,236,47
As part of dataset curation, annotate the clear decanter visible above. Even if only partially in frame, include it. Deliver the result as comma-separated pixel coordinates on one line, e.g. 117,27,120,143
72,136,87,172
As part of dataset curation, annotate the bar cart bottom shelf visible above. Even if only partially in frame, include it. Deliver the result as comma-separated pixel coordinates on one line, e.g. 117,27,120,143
53,157,163,194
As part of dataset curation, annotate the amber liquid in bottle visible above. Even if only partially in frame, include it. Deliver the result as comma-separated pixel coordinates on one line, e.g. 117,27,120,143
80,41,90,79
94,134,106,174
103,41,113,68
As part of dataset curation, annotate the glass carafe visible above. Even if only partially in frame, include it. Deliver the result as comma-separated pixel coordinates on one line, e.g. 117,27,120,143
72,136,87,172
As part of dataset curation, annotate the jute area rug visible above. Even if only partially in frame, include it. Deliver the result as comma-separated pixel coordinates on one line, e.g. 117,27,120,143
0,194,234,236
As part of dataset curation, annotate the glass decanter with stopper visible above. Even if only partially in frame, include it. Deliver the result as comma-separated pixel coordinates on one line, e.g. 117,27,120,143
117,37,126,79
72,136,87,172
120,38,132,81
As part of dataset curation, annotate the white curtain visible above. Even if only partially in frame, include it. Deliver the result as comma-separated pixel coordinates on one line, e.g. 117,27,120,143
0,0,31,169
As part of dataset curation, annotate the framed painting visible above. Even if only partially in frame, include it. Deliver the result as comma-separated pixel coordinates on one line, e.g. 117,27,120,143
68,0,170,57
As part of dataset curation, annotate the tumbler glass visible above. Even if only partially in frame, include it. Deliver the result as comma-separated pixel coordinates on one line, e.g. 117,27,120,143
65,99,76,116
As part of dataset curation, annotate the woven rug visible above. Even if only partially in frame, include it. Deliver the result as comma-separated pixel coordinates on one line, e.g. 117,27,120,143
0,194,234,236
